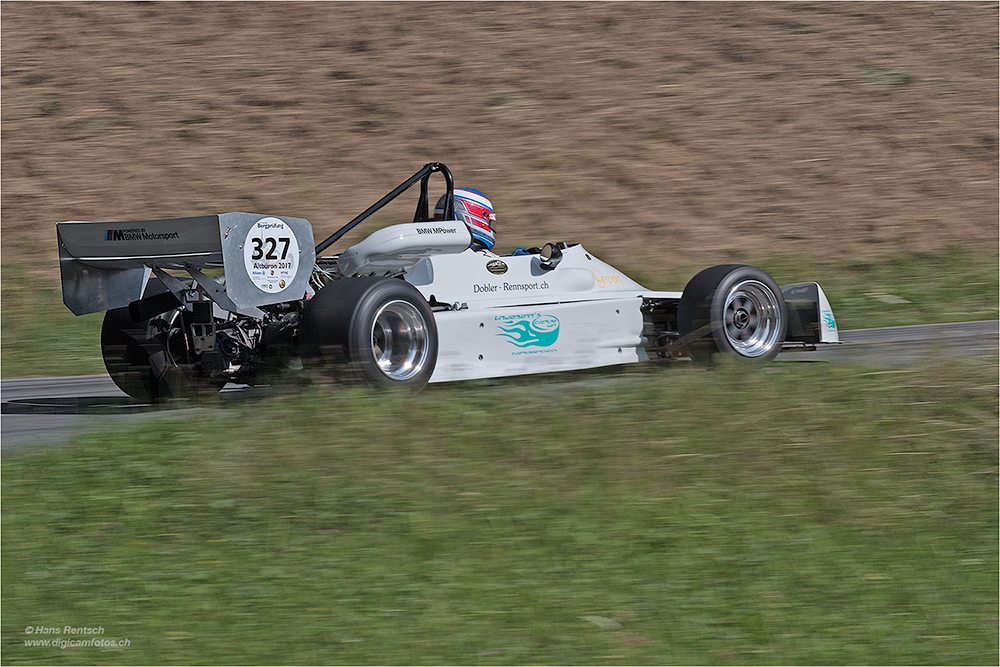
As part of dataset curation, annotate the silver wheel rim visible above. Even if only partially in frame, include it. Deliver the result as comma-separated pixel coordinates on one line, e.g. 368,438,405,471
722,280,782,358
370,299,430,381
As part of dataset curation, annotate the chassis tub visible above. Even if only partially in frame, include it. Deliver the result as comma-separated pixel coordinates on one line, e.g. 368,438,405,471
429,296,647,383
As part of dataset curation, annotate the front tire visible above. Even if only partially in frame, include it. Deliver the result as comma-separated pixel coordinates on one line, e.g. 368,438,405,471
678,265,787,365
300,277,438,389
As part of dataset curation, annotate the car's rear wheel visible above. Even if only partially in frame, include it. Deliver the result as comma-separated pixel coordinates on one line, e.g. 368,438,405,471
678,265,787,365
102,306,225,402
300,277,438,389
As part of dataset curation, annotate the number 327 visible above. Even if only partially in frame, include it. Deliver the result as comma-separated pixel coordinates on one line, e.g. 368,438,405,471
250,237,290,261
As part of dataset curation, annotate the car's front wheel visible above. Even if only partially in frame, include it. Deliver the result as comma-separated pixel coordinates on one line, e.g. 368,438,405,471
678,264,787,365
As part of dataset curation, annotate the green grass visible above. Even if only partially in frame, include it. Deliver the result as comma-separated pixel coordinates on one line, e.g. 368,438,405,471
1,247,996,378
0,259,106,378
758,247,998,331
627,245,998,333
3,358,997,665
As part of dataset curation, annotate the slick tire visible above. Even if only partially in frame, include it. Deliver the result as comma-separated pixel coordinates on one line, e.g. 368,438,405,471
300,277,438,389
678,265,787,365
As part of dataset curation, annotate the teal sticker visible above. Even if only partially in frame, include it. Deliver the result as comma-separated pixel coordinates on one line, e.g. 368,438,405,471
497,314,560,348
822,310,837,330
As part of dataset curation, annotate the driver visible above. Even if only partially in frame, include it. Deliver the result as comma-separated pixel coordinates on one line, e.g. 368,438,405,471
434,188,498,257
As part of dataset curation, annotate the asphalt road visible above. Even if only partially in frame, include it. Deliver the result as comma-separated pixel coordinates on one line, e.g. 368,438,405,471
0,376,271,457
2,320,996,456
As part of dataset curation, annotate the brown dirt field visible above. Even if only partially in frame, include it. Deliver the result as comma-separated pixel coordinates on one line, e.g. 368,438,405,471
2,1,997,282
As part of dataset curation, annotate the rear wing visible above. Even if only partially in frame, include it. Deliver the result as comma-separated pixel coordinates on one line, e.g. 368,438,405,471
57,212,315,316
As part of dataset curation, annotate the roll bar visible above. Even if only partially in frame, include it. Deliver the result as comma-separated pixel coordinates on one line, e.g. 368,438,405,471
315,162,455,255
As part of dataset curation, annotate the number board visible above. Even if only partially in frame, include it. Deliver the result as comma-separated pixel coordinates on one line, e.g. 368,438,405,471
218,212,316,310
243,218,300,293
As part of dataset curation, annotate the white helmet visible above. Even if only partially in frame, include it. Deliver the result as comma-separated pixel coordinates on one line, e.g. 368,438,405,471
435,188,496,251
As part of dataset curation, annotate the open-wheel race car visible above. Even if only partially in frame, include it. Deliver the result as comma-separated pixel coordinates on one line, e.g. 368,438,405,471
57,163,839,401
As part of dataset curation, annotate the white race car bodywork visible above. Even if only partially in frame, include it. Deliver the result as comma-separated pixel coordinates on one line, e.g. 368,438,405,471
413,247,672,383
336,220,679,383
56,162,840,400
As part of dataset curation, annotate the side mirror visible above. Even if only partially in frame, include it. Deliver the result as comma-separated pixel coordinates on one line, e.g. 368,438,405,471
538,243,563,271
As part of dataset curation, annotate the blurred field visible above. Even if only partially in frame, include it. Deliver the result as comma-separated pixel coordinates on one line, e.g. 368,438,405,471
1,4,998,666
2,243,998,378
3,360,997,664
2,2,997,277
2,2,996,374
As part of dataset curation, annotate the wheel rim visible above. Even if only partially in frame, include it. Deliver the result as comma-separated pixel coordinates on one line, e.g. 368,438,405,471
370,299,430,381
722,280,782,358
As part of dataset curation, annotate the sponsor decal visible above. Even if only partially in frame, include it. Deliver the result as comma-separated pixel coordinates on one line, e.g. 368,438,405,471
416,226,459,234
822,310,837,331
510,348,557,356
243,217,299,293
592,267,624,288
487,259,508,275
105,228,179,241
503,281,549,292
786,285,811,297
496,313,560,349
473,281,550,294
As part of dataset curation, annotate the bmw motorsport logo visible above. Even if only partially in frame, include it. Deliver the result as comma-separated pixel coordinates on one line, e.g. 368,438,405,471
486,259,508,275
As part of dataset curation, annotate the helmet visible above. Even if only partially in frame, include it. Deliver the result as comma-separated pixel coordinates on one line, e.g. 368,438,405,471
435,188,496,251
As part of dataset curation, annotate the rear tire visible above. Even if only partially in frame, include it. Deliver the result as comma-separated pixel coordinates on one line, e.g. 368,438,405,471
300,277,438,389
678,265,787,365
101,306,225,402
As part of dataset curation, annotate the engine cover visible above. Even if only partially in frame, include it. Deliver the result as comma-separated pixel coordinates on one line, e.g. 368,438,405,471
337,221,472,277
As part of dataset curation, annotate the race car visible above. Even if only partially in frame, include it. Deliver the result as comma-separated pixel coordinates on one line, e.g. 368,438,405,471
56,163,839,401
